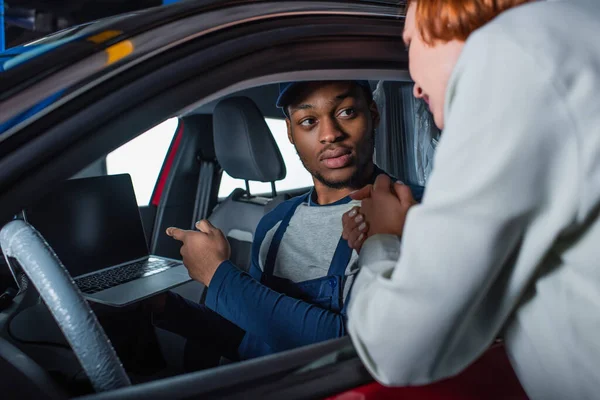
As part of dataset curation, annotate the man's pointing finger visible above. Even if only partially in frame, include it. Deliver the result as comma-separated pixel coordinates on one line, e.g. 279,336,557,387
166,227,188,241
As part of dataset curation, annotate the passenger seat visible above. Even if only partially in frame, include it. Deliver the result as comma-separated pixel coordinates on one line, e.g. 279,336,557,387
154,97,288,373
209,96,288,272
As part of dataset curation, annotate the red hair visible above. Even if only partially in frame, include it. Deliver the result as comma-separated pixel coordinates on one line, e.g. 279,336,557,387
407,0,535,44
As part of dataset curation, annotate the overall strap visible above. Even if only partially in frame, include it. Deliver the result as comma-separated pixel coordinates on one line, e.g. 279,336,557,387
263,193,309,276
326,237,353,278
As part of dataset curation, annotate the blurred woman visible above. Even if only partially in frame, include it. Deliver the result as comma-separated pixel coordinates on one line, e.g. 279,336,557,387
342,1,600,399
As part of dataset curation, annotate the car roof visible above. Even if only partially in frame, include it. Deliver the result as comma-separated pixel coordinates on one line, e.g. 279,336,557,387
0,0,224,93
0,1,406,92
0,0,407,136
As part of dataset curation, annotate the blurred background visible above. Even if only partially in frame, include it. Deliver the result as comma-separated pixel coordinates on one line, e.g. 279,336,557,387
2,0,179,49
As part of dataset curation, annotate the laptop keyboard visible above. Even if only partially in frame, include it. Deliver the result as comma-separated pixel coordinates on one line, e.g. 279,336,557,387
75,259,180,295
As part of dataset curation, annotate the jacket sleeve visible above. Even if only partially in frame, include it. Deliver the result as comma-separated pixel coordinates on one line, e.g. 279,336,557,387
205,260,346,352
204,198,347,352
347,28,572,386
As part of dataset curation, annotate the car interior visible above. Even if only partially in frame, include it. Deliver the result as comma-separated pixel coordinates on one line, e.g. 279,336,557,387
0,78,440,398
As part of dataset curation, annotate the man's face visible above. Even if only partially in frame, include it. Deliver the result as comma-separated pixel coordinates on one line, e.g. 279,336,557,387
285,82,379,189
403,3,464,129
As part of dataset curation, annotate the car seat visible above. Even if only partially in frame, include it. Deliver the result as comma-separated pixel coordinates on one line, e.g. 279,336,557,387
209,96,288,272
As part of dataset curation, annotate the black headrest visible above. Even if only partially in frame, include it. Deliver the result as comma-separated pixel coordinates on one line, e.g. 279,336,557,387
213,97,286,182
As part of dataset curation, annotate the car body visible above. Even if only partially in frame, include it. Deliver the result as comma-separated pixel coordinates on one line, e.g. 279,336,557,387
0,1,529,399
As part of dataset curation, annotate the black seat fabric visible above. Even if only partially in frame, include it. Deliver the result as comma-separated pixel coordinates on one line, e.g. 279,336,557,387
209,189,263,271
209,97,288,271
213,96,286,182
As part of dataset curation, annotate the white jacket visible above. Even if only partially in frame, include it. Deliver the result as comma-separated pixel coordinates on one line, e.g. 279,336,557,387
347,1,600,399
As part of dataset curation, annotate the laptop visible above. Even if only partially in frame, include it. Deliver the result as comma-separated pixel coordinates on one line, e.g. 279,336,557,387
23,173,191,307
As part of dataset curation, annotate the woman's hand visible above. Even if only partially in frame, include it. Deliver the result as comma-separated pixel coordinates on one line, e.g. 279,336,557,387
343,175,417,251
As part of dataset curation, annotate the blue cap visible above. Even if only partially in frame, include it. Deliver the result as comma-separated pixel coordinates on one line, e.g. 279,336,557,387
276,80,371,109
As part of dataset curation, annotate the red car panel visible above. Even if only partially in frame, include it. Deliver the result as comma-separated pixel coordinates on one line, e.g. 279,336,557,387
327,343,528,400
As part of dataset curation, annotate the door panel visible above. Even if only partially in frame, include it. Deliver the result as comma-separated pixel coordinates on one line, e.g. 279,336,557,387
149,115,216,259
81,337,370,400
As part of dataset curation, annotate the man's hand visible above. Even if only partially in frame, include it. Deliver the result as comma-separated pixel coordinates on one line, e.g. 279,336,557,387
342,182,380,252
342,175,417,251
342,206,369,252
166,220,231,286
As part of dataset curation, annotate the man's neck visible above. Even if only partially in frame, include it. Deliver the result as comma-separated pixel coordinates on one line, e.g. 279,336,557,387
312,163,375,205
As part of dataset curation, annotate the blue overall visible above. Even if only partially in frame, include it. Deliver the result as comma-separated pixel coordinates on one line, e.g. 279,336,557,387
159,168,425,363
237,192,353,359
263,193,352,313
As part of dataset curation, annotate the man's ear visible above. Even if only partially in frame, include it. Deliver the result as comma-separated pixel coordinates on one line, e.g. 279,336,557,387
286,118,294,145
369,100,381,128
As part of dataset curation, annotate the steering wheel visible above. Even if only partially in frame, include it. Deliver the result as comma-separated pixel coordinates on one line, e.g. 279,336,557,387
0,220,131,392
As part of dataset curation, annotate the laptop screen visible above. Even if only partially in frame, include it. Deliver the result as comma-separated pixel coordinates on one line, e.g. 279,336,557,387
25,174,150,277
